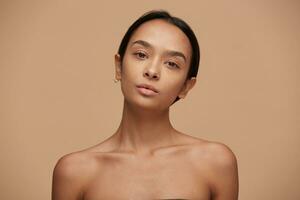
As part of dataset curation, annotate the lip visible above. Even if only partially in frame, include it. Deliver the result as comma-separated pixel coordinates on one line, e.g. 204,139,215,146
136,83,159,93
136,83,159,96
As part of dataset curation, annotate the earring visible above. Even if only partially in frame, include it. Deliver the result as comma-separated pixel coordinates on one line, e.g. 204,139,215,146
113,78,119,83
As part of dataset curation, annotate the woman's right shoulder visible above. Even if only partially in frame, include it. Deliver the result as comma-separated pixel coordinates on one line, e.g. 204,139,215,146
53,150,102,184
52,150,103,199
52,138,120,181
54,151,91,171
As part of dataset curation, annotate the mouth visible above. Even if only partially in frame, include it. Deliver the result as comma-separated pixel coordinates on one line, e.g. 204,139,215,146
136,83,159,96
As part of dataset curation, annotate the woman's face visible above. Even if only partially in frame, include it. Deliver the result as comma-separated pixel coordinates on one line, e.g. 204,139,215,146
115,19,196,110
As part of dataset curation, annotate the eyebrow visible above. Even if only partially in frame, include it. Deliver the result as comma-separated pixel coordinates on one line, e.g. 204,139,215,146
130,40,187,63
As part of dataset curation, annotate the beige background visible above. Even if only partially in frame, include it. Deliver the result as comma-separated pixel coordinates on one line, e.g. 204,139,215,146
0,0,299,199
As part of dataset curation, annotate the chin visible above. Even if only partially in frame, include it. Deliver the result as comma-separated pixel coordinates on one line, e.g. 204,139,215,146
125,95,167,111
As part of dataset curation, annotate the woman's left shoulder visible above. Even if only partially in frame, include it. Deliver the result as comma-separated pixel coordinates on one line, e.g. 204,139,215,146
176,132,238,168
190,139,238,171
184,137,239,198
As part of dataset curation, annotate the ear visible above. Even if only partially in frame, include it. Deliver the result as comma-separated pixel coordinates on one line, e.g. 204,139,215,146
178,77,197,99
114,53,122,81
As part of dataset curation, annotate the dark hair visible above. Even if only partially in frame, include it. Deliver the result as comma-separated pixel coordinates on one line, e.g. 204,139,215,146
117,9,200,104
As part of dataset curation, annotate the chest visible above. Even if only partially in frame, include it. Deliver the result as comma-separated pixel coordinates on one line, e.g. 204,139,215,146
83,159,211,200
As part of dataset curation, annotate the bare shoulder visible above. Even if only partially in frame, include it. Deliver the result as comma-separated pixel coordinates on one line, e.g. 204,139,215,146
53,150,97,177
52,150,99,199
186,137,239,199
181,133,238,168
180,133,238,177
201,141,238,167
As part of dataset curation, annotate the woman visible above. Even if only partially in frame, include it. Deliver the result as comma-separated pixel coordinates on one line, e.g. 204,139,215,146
52,9,239,200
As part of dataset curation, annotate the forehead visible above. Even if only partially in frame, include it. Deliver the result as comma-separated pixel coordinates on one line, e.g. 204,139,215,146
128,19,192,60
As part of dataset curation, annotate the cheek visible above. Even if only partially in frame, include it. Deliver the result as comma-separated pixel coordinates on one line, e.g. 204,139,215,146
165,79,185,97
119,60,142,100
157,80,185,107
159,74,186,104
122,55,142,78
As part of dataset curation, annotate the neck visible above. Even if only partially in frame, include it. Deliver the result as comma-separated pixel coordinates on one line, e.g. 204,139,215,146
114,99,177,156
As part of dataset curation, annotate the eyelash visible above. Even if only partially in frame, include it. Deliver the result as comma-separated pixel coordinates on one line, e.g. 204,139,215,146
133,52,180,69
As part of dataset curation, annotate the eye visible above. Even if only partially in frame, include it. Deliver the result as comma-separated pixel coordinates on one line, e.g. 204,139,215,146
166,61,180,69
134,51,147,59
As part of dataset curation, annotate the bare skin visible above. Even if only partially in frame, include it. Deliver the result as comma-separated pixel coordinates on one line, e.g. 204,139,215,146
52,131,238,200
52,19,239,200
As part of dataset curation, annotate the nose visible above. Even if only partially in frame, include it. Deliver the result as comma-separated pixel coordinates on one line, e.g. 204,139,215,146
143,61,160,80
143,71,159,80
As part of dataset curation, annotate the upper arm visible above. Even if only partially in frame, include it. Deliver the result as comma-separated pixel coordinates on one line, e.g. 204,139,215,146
207,143,239,200
51,153,89,200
